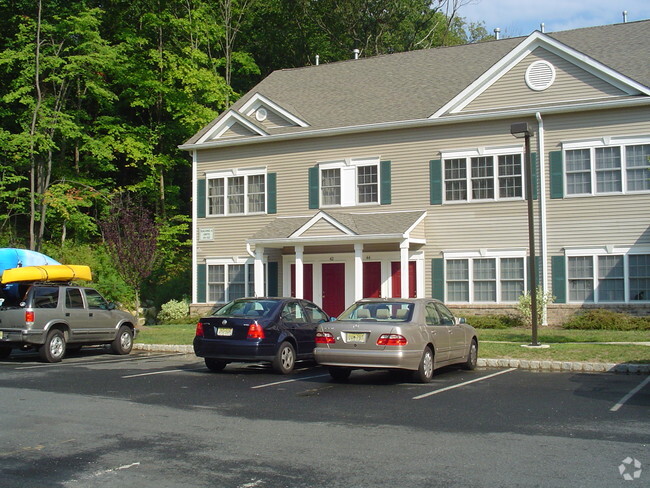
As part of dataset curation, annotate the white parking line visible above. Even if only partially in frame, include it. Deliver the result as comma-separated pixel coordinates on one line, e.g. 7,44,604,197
122,367,205,378
413,368,517,400
251,374,330,389
15,352,188,370
610,376,650,412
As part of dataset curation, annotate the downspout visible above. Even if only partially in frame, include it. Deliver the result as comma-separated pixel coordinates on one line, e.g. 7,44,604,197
192,150,198,306
536,112,549,325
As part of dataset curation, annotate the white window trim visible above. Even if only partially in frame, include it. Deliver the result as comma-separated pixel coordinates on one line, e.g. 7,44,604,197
442,249,528,304
440,145,526,204
205,167,268,217
206,257,267,302
562,135,650,197
318,157,381,208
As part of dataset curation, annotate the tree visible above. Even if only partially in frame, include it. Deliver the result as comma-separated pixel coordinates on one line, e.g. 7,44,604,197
100,194,160,320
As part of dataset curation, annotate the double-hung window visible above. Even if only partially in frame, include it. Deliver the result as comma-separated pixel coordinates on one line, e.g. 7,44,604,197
207,261,265,303
563,137,650,196
206,168,266,216
442,146,524,203
444,251,527,303
319,158,379,207
566,250,650,303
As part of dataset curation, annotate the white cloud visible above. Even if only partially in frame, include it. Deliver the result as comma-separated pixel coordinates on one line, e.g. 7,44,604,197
458,0,650,36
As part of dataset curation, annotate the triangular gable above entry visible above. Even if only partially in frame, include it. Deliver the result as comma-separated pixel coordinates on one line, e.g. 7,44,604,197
431,30,650,118
197,110,267,143
291,212,355,239
239,93,310,129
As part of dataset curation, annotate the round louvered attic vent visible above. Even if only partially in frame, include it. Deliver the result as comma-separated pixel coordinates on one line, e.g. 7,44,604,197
255,107,268,121
525,60,556,91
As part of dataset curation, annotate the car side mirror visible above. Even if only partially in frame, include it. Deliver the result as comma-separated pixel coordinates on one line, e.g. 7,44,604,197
456,317,466,325
107,302,116,311
329,316,337,322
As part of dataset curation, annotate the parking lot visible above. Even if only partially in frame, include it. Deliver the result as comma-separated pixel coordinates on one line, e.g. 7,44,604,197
1,349,648,488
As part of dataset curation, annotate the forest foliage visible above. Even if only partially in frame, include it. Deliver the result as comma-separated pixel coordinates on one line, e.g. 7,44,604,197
0,0,490,309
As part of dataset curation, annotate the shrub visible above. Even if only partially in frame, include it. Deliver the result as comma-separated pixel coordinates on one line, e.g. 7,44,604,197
157,299,190,324
563,309,650,330
518,287,555,327
465,314,524,329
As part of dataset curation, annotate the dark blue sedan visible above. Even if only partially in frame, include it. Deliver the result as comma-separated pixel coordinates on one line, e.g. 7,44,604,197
194,297,330,374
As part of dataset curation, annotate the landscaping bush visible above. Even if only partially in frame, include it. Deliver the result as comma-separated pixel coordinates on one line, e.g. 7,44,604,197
563,309,650,330
157,299,190,324
465,314,524,329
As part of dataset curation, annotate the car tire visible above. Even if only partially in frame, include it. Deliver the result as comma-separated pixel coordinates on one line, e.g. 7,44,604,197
205,358,228,372
272,341,296,374
39,329,66,363
111,325,133,355
329,366,352,381
0,345,11,359
462,339,478,370
414,346,434,383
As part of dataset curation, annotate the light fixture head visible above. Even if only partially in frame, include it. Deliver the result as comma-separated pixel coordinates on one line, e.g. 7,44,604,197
510,122,534,139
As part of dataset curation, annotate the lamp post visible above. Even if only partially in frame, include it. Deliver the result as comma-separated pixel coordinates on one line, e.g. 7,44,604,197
510,122,540,347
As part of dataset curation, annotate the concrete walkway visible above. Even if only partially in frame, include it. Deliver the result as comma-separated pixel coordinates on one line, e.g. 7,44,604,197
133,343,650,374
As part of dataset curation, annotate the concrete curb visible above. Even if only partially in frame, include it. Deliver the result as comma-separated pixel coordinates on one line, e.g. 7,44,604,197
133,343,650,374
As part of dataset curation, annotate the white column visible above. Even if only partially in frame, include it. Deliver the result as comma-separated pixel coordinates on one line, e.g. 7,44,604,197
254,246,265,297
400,240,409,298
295,245,304,299
354,243,363,301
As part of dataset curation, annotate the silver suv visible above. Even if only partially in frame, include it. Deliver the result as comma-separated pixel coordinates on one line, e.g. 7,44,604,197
0,283,136,362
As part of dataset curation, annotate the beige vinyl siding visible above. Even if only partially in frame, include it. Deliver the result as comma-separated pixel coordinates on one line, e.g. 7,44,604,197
258,109,295,129
300,219,348,237
463,48,628,113
220,123,257,138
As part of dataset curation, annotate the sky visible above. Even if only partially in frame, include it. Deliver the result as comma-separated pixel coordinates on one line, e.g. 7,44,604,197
457,0,650,37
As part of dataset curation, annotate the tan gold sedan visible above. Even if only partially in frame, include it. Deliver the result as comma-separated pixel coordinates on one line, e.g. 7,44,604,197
314,298,478,382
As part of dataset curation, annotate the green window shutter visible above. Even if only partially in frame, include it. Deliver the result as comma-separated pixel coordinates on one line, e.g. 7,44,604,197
431,258,444,300
549,151,564,199
196,179,206,218
197,264,207,303
551,256,566,304
380,160,391,205
267,262,279,297
308,166,319,209
267,172,277,214
531,153,538,200
429,159,442,205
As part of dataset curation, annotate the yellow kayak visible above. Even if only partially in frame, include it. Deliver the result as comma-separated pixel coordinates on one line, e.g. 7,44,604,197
1,265,92,284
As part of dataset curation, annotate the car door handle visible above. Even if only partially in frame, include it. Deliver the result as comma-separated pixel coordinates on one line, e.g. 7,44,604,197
89,313,93,317
65,313,70,317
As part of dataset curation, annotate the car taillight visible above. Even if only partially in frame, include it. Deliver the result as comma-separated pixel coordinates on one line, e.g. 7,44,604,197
25,310,35,324
376,334,407,346
315,331,335,344
247,322,265,339
195,322,204,337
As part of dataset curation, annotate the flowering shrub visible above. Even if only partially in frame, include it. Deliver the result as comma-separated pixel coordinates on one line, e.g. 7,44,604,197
157,299,190,324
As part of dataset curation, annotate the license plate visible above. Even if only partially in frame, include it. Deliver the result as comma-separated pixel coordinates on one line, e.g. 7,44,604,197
217,327,233,337
0,331,3,339
346,332,366,343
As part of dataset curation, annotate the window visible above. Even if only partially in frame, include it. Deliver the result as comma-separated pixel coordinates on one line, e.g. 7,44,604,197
85,289,109,309
32,287,59,308
567,253,650,303
65,288,84,309
319,158,380,207
443,150,523,203
207,170,266,216
208,262,263,303
445,255,526,303
564,139,650,196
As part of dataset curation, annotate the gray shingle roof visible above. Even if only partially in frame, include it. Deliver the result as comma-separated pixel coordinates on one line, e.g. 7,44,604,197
186,20,650,145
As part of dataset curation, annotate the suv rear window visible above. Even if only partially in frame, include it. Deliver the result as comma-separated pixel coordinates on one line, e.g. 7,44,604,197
32,287,60,308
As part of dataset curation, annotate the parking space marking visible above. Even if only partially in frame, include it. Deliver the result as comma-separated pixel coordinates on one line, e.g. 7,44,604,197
13,352,189,370
610,375,650,412
251,373,330,389
122,367,205,378
413,368,517,400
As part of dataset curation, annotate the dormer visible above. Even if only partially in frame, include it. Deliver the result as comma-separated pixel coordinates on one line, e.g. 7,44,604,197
238,93,310,130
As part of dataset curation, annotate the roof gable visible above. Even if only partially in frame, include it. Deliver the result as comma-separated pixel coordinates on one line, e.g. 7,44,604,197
238,93,310,129
196,110,267,143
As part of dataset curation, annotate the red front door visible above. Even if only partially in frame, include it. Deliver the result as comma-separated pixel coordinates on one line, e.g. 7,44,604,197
322,262,345,316
391,261,417,298
290,264,313,301
363,261,381,298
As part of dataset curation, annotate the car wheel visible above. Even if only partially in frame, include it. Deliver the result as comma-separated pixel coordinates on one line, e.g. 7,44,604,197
39,329,66,363
414,346,434,383
272,341,296,374
205,358,228,372
0,345,11,359
329,366,352,381
462,339,478,370
111,326,133,355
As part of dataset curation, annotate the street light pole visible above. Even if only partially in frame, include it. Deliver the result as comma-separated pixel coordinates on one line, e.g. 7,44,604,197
511,122,540,347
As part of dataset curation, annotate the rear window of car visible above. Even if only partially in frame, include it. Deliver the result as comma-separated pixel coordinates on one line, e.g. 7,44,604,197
31,287,60,309
212,299,280,318
339,302,413,322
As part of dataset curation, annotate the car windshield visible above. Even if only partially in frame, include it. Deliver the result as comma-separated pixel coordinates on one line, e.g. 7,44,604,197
212,299,280,318
338,302,414,322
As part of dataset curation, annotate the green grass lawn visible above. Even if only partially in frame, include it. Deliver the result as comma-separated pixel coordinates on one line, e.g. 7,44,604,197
134,324,650,364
